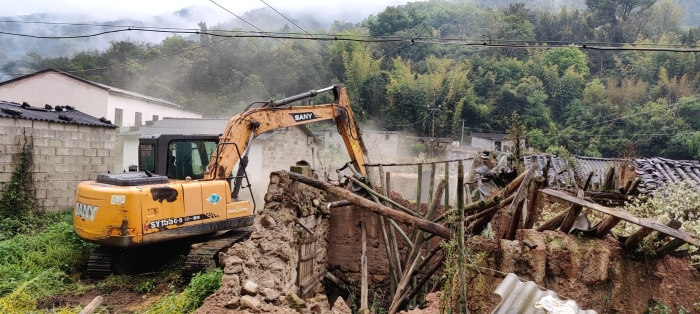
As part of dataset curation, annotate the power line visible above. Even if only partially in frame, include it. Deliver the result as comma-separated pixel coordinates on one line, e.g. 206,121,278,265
258,0,330,49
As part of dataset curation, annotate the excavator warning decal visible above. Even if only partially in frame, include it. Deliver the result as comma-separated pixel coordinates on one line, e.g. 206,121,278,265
145,212,220,231
290,112,318,123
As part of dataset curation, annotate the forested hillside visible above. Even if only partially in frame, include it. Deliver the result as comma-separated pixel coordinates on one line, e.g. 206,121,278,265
3,0,700,159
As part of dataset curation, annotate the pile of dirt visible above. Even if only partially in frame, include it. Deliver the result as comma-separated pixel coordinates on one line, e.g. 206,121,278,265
196,171,346,314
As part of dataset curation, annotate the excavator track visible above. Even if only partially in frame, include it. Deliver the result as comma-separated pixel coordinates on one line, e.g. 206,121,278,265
184,228,252,278
87,247,116,278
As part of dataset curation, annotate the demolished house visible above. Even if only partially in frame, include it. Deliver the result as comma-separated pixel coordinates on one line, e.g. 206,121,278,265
195,152,700,314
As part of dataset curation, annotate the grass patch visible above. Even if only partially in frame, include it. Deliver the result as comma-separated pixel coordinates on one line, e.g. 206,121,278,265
0,212,96,313
145,269,223,314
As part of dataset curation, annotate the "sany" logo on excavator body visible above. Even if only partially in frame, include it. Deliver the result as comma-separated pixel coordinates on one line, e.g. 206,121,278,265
75,201,98,221
290,112,318,123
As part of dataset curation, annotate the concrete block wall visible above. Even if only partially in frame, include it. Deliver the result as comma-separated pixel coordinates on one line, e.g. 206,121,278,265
261,127,316,175
0,118,116,211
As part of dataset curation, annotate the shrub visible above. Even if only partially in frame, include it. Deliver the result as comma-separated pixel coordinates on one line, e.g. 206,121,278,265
145,269,223,314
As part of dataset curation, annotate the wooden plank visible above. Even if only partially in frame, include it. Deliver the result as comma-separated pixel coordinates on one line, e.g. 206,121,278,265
656,238,686,256
300,276,318,295
287,171,452,239
360,221,368,310
506,164,538,215
300,252,318,262
541,188,700,246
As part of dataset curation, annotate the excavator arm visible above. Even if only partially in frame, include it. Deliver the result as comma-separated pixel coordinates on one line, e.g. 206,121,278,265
204,85,367,180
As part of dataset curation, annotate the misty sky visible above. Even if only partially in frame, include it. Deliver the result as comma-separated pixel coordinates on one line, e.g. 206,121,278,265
5,0,413,22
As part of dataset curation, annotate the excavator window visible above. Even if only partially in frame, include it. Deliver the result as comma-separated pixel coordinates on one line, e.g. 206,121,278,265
166,140,217,180
138,143,156,173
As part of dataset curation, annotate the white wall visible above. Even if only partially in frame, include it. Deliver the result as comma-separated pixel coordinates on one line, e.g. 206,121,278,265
0,72,109,118
118,134,140,172
107,94,201,127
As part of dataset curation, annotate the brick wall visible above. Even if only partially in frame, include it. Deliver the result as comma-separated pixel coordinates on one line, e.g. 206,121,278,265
0,118,116,211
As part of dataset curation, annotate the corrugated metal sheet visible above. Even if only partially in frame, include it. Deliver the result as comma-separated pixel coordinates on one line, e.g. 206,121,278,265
492,273,598,314
0,100,117,128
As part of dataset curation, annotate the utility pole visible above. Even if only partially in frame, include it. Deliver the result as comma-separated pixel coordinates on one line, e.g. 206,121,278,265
427,104,441,157
460,119,465,147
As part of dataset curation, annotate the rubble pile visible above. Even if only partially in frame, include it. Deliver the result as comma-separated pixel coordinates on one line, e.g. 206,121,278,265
196,171,340,314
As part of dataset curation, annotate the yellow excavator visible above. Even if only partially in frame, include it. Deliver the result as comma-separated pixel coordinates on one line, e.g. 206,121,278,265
73,85,367,276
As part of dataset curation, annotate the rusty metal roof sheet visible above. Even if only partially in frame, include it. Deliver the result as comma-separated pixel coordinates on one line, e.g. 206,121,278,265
0,100,117,128
492,273,598,314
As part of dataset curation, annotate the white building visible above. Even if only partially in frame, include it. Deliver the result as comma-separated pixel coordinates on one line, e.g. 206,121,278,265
470,132,516,152
0,69,202,127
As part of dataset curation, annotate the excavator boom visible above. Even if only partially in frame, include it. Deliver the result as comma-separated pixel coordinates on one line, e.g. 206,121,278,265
205,85,367,179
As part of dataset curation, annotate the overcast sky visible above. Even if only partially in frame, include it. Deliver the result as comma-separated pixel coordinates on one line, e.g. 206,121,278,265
5,0,412,21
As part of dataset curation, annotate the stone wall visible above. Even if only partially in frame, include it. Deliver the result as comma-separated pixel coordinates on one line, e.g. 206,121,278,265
198,170,334,313
0,118,116,211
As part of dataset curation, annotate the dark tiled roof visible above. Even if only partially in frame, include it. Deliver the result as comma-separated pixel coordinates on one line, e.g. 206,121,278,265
634,158,700,193
524,154,623,188
0,100,117,128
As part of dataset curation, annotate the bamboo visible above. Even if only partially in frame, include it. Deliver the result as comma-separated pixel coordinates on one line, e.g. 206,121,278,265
428,163,436,205
380,166,398,294
389,218,414,250
328,200,352,208
457,161,467,314
344,175,421,218
287,171,452,238
386,172,404,277
444,162,450,213
361,221,368,310
404,181,447,267
389,254,422,314
407,253,447,302
416,164,423,215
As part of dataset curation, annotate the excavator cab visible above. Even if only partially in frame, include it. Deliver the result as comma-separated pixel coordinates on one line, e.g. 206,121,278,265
138,134,220,180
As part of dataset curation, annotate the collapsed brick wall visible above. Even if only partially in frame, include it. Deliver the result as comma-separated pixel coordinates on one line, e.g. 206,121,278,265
0,118,115,211
197,171,336,313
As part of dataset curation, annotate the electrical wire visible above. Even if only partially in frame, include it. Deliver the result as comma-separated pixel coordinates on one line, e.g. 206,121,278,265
258,0,330,49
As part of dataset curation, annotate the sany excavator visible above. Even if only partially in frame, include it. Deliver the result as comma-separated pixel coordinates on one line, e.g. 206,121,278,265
73,85,367,277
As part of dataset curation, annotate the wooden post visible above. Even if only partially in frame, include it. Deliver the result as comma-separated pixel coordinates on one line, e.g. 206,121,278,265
505,164,537,239
444,162,450,213
622,177,633,195
536,210,567,231
626,178,641,195
457,161,467,314
542,157,551,188
656,238,686,256
416,164,423,215
287,171,452,238
624,227,654,250
602,167,615,191
524,176,545,229
428,163,436,205
360,222,368,310
379,166,398,294
79,296,104,314
594,216,622,238
583,171,594,191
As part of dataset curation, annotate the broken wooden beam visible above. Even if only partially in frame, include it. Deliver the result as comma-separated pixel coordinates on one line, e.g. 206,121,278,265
540,188,700,246
656,238,686,256
594,216,622,238
625,219,683,250
287,171,452,238
559,190,584,233
344,175,421,218
328,200,352,208
524,176,545,229
536,210,567,231
79,296,104,314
